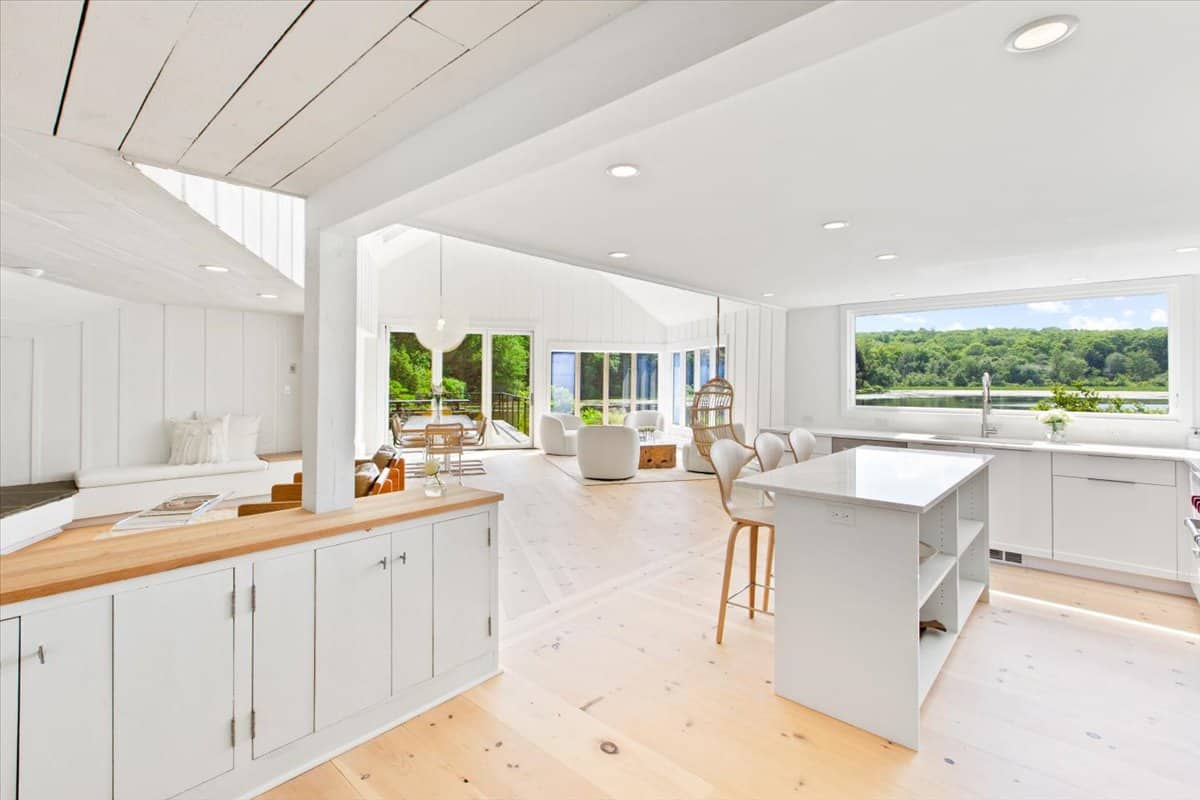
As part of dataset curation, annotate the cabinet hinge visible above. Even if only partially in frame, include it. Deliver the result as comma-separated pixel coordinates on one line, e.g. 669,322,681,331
250,584,257,613
230,717,236,748
487,615,492,637
250,709,257,739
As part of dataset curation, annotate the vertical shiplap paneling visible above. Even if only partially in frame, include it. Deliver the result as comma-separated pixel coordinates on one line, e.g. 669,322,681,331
757,308,773,432
215,180,243,241
35,325,82,481
771,309,787,427
204,309,244,416
242,187,262,258
276,315,303,452
81,311,120,470
243,313,279,454
119,304,166,465
0,337,34,484
163,306,206,421
260,192,279,270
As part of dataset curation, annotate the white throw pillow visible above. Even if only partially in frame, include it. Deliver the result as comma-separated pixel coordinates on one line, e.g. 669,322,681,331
167,415,229,465
227,414,261,460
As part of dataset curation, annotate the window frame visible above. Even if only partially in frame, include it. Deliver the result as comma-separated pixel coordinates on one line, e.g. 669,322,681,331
548,348,661,422
841,279,1185,421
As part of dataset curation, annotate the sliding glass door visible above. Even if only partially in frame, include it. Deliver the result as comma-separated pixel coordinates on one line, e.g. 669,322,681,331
490,333,531,445
442,333,483,415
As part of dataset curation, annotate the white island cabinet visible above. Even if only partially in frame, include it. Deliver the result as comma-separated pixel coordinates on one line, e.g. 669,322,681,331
738,446,991,751
0,490,502,800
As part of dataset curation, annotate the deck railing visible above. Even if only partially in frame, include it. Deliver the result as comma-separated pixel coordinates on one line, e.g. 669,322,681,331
389,392,529,436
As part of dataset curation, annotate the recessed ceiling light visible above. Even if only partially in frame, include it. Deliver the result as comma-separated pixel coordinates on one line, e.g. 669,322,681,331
875,253,898,261
15,267,45,278
822,220,849,230
257,293,278,299
1175,246,1198,254
891,293,906,298
608,251,630,259
606,164,640,178
1006,15,1078,53
762,292,776,298
201,264,229,273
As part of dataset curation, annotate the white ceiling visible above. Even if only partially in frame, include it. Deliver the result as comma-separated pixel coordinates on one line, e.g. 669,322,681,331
0,269,123,334
0,0,633,196
0,128,303,312
411,0,1200,308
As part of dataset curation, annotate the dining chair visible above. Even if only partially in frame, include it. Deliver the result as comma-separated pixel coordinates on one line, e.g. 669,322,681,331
467,414,488,447
425,423,465,484
754,432,786,472
711,439,775,644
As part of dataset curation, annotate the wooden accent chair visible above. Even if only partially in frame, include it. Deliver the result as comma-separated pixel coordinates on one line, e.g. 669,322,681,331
465,414,488,447
238,449,405,517
711,438,775,644
424,423,465,484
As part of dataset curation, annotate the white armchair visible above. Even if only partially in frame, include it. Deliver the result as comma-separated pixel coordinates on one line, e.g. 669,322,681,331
576,425,640,480
683,423,747,473
622,410,665,432
539,413,583,456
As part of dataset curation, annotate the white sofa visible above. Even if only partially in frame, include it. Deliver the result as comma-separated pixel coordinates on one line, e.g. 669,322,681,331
576,425,640,480
539,413,583,456
683,423,747,473
622,410,665,432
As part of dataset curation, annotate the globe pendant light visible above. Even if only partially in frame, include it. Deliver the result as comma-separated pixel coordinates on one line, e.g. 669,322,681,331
414,235,467,352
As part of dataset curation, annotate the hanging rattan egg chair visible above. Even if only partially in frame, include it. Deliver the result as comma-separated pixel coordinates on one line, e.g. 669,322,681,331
689,377,750,462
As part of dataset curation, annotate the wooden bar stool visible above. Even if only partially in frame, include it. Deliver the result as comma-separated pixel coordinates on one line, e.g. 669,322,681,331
711,439,775,644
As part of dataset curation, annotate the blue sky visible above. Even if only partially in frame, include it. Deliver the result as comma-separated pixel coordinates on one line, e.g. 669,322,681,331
856,293,1169,333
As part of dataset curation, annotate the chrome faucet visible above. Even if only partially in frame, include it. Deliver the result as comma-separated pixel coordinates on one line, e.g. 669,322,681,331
980,372,998,438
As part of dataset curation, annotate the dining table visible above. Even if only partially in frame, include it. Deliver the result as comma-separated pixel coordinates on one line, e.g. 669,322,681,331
399,414,477,433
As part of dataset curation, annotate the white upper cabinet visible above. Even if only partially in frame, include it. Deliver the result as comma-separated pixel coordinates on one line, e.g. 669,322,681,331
434,512,493,674
315,533,392,728
974,447,1052,559
114,569,235,800
18,596,113,800
392,524,434,693
252,550,315,758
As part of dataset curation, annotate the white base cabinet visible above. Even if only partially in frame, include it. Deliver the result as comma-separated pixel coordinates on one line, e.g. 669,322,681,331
1052,476,1177,578
974,448,1052,558
315,534,392,729
0,502,500,800
114,569,235,800
17,597,112,800
252,551,315,758
392,524,433,693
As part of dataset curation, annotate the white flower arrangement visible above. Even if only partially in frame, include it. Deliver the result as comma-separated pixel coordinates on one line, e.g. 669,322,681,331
430,382,445,399
1036,408,1072,430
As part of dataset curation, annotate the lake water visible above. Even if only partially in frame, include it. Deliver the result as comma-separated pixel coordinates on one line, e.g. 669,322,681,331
856,392,1169,413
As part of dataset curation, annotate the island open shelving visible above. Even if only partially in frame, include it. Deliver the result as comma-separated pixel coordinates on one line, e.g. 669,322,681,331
737,446,992,750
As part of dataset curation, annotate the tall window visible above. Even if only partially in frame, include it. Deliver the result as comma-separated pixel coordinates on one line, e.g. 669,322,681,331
853,292,1170,414
388,331,432,418
672,353,683,424
671,345,725,426
550,350,659,423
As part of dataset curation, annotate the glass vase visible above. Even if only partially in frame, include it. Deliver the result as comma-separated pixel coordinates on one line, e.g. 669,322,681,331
424,476,444,498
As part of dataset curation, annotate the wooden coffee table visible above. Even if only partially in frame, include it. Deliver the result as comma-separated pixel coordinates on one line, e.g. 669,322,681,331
639,443,677,469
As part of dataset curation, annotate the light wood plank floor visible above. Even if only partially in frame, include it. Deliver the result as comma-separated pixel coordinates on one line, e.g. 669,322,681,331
262,451,1199,799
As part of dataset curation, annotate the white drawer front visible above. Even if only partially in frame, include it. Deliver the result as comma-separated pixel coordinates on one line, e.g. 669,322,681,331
1052,453,1175,486
1052,476,1177,578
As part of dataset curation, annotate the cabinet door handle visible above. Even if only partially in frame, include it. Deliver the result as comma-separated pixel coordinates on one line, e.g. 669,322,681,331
32,644,45,664
378,558,389,571
1084,477,1136,485
394,552,407,565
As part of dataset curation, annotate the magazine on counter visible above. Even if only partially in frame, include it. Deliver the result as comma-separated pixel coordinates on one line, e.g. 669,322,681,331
112,492,231,532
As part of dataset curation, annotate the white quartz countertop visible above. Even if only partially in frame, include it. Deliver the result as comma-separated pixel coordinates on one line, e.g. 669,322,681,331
736,445,992,513
761,425,1196,462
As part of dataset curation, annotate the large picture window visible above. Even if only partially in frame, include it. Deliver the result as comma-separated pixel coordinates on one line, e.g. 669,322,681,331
550,350,659,424
852,292,1170,414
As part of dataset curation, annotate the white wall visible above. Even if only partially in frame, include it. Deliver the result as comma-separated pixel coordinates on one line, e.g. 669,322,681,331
1,305,302,485
666,305,788,439
785,276,1199,449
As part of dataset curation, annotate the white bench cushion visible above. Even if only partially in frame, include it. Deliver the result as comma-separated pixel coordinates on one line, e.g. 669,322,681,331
75,459,268,489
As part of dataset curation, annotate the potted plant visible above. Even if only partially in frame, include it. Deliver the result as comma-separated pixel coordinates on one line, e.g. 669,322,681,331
1036,408,1072,442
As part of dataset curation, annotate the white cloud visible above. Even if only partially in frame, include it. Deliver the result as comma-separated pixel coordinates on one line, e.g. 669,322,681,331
942,321,966,331
1122,309,1135,318
1027,301,1071,313
1149,308,1168,325
1067,315,1132,331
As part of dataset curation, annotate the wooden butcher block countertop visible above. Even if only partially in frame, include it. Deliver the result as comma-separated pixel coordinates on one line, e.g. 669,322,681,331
0,487,503,605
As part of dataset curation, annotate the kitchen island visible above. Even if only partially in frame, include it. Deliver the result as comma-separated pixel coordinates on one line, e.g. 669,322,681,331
737,446,991,750
0,487,502,800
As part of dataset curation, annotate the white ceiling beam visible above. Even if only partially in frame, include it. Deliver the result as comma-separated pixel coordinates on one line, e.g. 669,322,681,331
0,0,83,134
412,0,537,49
121,0,308,164
307,0,841,234
177,0,419,178
55,0,198,149
230,18,464,188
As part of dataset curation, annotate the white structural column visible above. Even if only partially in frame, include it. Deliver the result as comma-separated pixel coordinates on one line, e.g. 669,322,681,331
302,229,357,512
